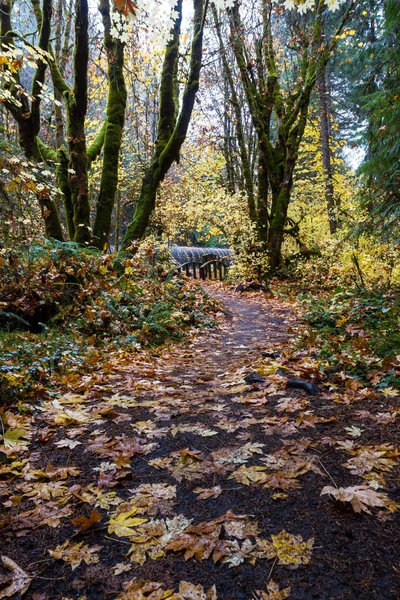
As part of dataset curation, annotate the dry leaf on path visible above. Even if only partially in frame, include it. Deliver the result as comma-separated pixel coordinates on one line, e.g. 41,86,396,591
108,508,147,536
270,530,314,566
193,486,222,500
54,439,82,449
255,580,291,599
0,556,32,598
48,540,102,570
179,581,217,599
1,429,29,449
321,485,397,514
116,579,175,599
72,509,102,532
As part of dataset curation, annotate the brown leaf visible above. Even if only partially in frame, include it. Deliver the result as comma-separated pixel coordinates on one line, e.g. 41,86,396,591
48,540,102,570
193,486,222,500
112,0,138,17
321,485,397,514
72,509,102,532
255,580,291,599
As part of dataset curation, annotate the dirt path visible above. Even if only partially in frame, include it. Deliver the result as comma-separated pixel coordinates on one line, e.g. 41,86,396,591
1,285,399,599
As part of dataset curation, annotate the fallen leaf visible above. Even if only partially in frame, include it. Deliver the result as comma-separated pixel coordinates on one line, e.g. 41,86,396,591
179,580,218,599
256,580,291,599
48,540,102,570
116,579,175,599
0,556,32,598
54,439,82,449
193,486,222,500
108,508,147,536
344,426,364,437
270,530,314,566
321,485,397,514
72,509,102,532
1,429,29,449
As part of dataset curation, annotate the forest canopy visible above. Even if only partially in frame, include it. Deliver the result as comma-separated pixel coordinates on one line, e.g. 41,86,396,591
0,0,398,282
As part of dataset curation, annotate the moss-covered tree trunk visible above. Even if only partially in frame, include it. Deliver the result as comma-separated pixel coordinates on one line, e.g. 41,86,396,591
121,0,208,251
92,0,127,251
66,0,90,244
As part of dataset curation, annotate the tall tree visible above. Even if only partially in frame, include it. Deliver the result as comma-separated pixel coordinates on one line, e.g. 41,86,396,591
1,0,128,246
358,0,400,239
226,0,356,273
93,0,127,250
318,69,340,234
121,0,209,251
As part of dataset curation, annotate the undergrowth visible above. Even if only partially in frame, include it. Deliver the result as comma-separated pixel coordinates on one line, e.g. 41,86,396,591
295,287,400,388
0,239,219,406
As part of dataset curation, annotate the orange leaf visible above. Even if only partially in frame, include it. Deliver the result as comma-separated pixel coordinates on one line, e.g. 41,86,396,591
72,509,101,532
112,0,138,17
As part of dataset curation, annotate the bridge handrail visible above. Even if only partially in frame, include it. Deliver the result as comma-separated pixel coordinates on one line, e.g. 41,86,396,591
172,258,228,281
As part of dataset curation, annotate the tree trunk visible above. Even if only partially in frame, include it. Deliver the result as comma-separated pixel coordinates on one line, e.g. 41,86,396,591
67,0,91,244
121,0,208,252
92,0,127,250
257,153,269,244
1,0,64,241
318,72,338,234
267,184,291,272
54,0,73,149
38,192,65,240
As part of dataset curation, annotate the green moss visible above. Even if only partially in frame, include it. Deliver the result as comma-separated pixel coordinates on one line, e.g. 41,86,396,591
87,122,106,166
57,146,75,240
92,26,127,250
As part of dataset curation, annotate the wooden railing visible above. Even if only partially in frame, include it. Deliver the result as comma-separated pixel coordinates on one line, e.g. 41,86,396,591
177,258,228,281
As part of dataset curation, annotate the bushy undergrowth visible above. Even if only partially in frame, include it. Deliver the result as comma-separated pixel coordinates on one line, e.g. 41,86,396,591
295,288,400,387
0,239,219,405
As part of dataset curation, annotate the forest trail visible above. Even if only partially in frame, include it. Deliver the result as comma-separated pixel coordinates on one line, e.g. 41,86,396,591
1,285,399,600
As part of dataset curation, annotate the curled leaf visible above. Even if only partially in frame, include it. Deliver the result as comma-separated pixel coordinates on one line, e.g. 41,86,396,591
0,556,32,598
321,485,397,514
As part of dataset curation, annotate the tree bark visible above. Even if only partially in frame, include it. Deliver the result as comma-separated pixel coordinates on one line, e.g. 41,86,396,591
122,0,208,251
67,0,90,244
92,0,127,250
227,0,355,273
318,71,338,234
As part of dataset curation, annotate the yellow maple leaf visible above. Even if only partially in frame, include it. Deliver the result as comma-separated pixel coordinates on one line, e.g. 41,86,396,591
108,508,147,536
1,428,29,449
271,530,314,565
48,540,102,570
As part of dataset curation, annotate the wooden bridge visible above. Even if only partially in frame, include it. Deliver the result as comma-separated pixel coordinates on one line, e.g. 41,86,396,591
170,247,231,281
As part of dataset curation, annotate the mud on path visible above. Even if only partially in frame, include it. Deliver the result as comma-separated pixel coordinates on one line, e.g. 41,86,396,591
0,284,399,600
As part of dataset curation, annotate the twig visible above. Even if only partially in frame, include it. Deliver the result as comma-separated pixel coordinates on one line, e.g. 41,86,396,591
318,459,338,488
0,415,4,438
104,535,131,545
26,558,53,569
267,556,278,582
